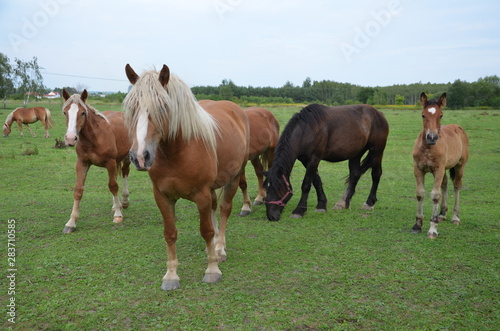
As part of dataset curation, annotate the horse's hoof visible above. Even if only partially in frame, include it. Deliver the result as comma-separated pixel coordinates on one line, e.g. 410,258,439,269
63,226,76,234
252,200,264,206
122,202,129,209
333,202,346,210
452,218,460,225
161,280,181,291
427,232,438,239
314,208,326,213
290,213,303,219
411,228,421,234
113,216,123,223
203,273,222,284
239,210,251,217
362,203,374,211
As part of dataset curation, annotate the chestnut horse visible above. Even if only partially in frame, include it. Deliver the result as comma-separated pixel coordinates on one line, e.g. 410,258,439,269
264,103,389,221
3,106,54,138
123,64,249,290
61,89,131,233
412,92,469,239
238,107,280,216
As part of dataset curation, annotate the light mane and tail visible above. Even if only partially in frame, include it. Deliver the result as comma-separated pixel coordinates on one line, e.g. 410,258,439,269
4,109,17,126
45,108,55,129
123,69,218,155
62,94,109,124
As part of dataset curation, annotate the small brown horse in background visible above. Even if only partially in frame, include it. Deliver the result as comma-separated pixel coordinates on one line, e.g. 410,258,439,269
124,64,249,290
412,92,469,239
238,107,280,216
62,89,131,233
3,106,54,138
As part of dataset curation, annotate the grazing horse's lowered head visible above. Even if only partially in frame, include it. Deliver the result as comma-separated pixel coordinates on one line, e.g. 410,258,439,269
420,92,446,146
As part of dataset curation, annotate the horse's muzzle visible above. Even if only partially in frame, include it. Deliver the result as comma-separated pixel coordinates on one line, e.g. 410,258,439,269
129,149,154,171
426,133,438,145
64,134,78,146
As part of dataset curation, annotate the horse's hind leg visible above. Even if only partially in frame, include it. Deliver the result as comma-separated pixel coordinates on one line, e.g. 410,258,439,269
251,156,266,205
40,119,50,138
450,166,465,225
63,161,90,233
334,157,362,210
363,152,383,210
238,170,252,216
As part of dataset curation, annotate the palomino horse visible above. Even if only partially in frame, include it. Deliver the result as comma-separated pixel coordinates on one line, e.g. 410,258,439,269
3,106,54,138
264,103,389,221
61,89,131,233
412,92,469,239
123,64,249,290
238,107,280,216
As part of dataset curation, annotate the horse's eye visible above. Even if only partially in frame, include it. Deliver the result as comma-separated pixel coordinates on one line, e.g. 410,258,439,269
421,115,425,119
81,112,86,117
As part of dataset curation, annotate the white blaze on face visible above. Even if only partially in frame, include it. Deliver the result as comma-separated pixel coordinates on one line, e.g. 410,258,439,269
65,103,79,141
136,112,149,157
427,107,436,115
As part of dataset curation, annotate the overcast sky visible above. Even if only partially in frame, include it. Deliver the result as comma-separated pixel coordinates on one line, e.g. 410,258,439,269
1,0,499,92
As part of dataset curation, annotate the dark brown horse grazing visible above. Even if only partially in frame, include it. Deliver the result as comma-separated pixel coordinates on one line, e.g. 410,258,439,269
61,89,131,233
238,107,280,216
264,103,389,221
3,106,54,138
123,64,249,290
412,92,469,239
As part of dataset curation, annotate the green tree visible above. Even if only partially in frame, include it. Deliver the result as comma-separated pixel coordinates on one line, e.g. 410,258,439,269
0,53,14,108
358,87,375,103
219,79,235,101
447,79,470,109
13,56,45,105
395,94,404,105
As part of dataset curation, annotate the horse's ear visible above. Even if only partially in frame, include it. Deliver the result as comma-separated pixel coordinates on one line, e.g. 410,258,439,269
81,89,88,103
125,64,139,85
159,65,170,87
62,88,70,101
438,93,447,108
420,92,428,107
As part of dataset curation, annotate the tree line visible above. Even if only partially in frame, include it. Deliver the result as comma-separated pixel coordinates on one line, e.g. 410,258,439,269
1,53,499,109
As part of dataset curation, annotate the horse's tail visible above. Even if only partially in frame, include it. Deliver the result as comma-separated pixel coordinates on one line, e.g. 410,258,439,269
116,161,123,178
344,150,374,185
449,167,456,181
45,108,55,129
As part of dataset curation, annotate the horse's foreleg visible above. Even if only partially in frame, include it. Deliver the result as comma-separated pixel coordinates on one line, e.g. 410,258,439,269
238,171,252,216
438,174,448,220
154,189,180,290
251,157,266,205
24,123,35,137
312,172,327,212
291,159,319,218
63,161,89,233
412,166,425,234
428,169,446,239
16,121,24,137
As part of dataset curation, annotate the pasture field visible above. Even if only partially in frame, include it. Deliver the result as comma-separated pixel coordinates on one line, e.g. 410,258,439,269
0,100,499,330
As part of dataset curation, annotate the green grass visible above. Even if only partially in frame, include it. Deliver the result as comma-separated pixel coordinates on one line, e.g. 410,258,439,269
1,100,499,330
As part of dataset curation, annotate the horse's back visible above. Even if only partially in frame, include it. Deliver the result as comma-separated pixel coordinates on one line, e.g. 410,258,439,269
199,100,250,186
244,107,279,159
101,110,131,159
441,124,469,167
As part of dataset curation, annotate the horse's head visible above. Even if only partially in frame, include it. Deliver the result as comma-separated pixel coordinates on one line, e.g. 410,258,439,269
420,92,446,145
264,168,293,221
123,64,170,171
2,123,10,137
62,89,90,146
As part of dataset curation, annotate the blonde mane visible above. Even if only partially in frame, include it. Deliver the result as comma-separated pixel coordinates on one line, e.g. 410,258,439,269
4,109,16,125
62,94,110,123
123,69,218,154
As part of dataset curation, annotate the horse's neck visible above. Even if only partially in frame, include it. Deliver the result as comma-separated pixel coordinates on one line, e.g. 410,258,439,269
79,111,108,144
